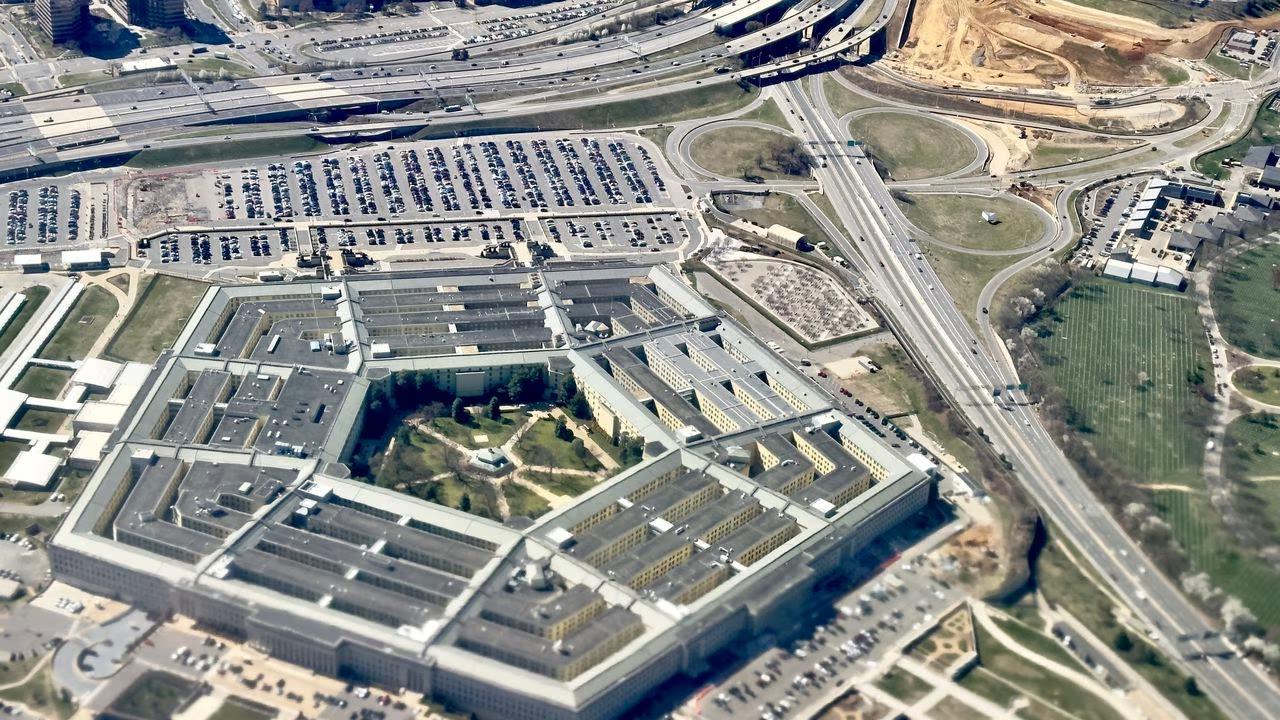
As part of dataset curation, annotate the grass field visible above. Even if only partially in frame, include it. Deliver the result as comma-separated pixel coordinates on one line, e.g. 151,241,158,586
921,243,1029,324
1195,92,1280,179
0,440,26,474
428,410,526,450
928,696,987,720
12,366,71,400
516,419,601,473
730,192,833,248
208,697,276,720
418,82,759,138
991,616,1079,670
0,661,75,719
503,481,550,519
1233,366,1280,405
1060,0,1202,26
848,111,975,180
737,98,789,129
1205,52,1256,81
38,286,118,362
825,73,881,116
14,408,71,434
1153,487,1280,628
106,671,195,720
0,286,51,357
965,622,1124,720
874,668,933,704
104,274,207,363
1025,140,1137,170
1033,281,1210,487
689,126,810,181
126,136,326,169
897,193,1044,251
1213,243,1280,359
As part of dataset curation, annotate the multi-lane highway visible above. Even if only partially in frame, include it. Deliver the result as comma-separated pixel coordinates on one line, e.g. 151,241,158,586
773,73,1280,719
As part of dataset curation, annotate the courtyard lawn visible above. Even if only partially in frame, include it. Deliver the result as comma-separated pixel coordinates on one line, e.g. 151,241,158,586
874,668,933,704
1233,366,1280,405
38,286,118,362
848,111,975,180
0,286,50,356
1213,243,1280,359
516,419,602,473
502,481,551,520
896,193,1045,251
1032,281,1211,488
11,366,71,399
105,274,208,363
428,410,527,450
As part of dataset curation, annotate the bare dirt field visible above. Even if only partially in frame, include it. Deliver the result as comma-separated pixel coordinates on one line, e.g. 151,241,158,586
126,172,211,235
957,119,1143,173
894,0,1280,91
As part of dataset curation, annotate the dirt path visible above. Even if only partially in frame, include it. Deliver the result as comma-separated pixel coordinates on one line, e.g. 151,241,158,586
80,267,143,360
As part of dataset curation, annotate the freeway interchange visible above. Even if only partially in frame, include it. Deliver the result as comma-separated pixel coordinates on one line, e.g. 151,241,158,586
3,0,1280,715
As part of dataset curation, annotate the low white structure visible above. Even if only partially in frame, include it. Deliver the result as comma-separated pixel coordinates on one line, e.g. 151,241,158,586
72,357,124,390
3,450,60,489
981,211,998,224
61,249,105,269
69,431,111,469
766,224,806,247
1102,258,1134,280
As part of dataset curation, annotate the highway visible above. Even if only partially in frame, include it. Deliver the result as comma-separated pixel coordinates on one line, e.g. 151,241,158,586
773,74,1280,719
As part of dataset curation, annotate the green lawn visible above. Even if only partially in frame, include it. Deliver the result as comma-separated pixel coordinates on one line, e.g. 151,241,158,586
0,661,74,719
921,243,1029,324
958,667,1024,709
14,408,71,434
729,192,833,248
969,622,1123,720
991,616,1079,670
0,440,27,474
1025,140,1137,170
428,410,526,450
849,111,975,180
106,671,196,720
104,274,208,363
1233,366,1280,405
737,98,789,129
419,82,760,137
516,420,602,474
1205,51,1256,81
12,366,72,400
689,126,810,181
1213,243,1280,359
897,193,1044,251
1032,281,1211,488
1195,92,1280,179
0,286,51,356
126,136,326,169
874,668,933,704
38,286,118,362
207,697,276,720
503,481,550,519
929,696,989,720
825,72,881,116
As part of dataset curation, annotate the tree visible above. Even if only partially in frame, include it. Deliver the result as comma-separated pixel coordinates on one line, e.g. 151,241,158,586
487,396,501,420
1184,677,1202,696
1113,630,1134,653
569,392,591,420
618,434,644,465
571,438,587,459
451,398,470,424
769,138,814,177
554,417,572,441
556,375,578,406
459,493,472,512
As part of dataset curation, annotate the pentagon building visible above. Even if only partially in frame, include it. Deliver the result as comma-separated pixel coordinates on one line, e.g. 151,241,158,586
50,263,935,720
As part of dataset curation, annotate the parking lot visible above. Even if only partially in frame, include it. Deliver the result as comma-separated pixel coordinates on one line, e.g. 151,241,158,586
692,530,967,720
4,179,109,250
139,227,295,267
194,135,676,227
543,211,691,253
1075,178,1139,266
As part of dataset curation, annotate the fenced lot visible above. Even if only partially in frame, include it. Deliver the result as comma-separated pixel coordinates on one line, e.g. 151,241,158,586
1213,242,1280,360
1034,281,1211,488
